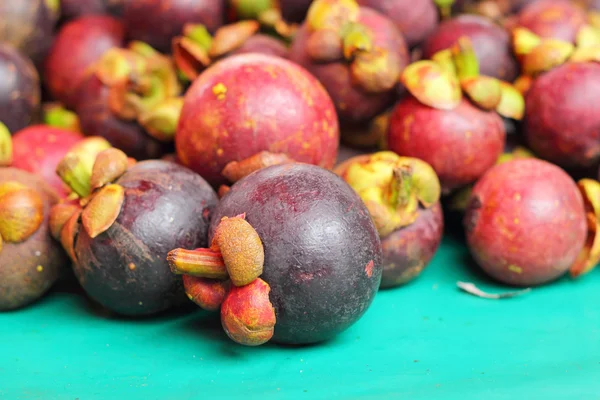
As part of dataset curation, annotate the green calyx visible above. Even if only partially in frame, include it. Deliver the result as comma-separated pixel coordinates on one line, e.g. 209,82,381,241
230,0,275,20
336,151,441,237
43,103,81,132
0,122,12,167
401,36,525,119
434,0,455,19
96,42,183,142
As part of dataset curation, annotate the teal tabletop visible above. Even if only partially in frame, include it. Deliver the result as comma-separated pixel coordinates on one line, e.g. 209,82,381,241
1,234,599,400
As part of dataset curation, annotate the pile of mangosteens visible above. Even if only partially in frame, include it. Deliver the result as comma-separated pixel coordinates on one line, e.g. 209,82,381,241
1,0,600,349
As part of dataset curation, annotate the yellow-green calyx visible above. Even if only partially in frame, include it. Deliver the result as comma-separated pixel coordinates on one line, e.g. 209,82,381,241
230,0,275,19
0,181,45,253
513,25,600,78
43,103,81,132
0,122,12,167
95,42,183,142
434,0,455,19
55,147,131,242
335,151,441,238
570,179,600,278
305,0,400,93
402,36,525,120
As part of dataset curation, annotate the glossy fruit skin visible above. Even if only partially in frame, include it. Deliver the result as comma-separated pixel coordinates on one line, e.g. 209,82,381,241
124,0,224,53
279,0,313,23
0,0,57,68
75,75,170,160
380,203,444,288
357,0,438,48
232,34,289,59
176,53,339,187
525,62,600,169
44,15,125,109
60,0,124,20
72,160,218,316
0,168,68,311
210,164,383,344
516,0,586,43
11,125,83,198
289,7,409,125
388,97,506,193
464,159,587,286
422,15,519,82
0,44,41,133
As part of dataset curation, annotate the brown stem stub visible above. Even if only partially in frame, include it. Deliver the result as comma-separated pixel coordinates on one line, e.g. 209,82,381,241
222,151,295,183
167,248,229,279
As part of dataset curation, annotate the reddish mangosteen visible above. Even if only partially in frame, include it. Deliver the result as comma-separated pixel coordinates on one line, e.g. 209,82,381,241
0,44,41,132
388,39,524,193
51,149,219,316
0,0,59,68
524,62,600,169
123,0,224,53
74,42,183,160
44,15,125,108
168,163,382,345
288,0,409,126
0,167,68,310
60,0,124,21
336,152,444,287
176,53,339,187
464,158,588,286
172,21,289,82
511,25,600,169
10,125,89,197
515,0,587,43
356,0,439,48
422,14,519,81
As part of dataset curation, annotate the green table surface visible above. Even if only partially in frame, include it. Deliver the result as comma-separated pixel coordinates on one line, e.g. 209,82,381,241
2,233,599,400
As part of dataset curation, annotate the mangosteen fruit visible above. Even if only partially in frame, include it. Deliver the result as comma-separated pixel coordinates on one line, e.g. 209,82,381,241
422,14,519,81
288,0,409,126
60,0,124,21
356,0,439,48
168,163,383,345
515,0,587,43
388,38,524,193
176,53,339,187
123,0,224,53
0,0,59,68
44,15,125,108
0,44,41,133
51,149,219,316
172,21,289,82
464,158,588,286
336,152,444,287
74,42,183,160
0,167,68,310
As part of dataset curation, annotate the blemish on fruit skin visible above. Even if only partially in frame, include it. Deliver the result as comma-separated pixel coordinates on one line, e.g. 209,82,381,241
365,260,374,277
402,115,414,141
508,264,523,274
36,265,43,272
514,193,521,201
212,83,227,100
128,263,136,271
514,218,519,224
217,148,224,156
48,135,57,143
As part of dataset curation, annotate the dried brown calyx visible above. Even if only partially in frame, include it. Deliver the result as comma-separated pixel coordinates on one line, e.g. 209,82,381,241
94,42,184,142
0,181,44,254
51,147,135,261
168,214,276,346
43,103,81,133
304,0,401,94
402,37,525,120
511,22,600,90
217,151,295,195
335,151,442,238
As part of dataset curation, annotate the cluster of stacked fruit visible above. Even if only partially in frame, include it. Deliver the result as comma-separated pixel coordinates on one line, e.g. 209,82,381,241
1,0,599,347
